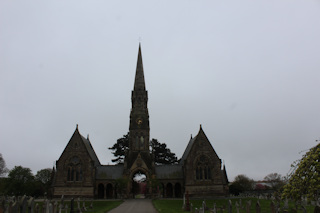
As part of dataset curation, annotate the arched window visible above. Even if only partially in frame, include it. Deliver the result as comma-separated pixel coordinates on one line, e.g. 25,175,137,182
67,156,83,182
195,155,212,180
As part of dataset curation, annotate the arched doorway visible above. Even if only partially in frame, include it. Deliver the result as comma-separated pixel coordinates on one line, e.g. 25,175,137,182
132,171,147,198
98,183,104,199
160,183,165,198
166,183,173,198
175,183,182,198
106,183,113,199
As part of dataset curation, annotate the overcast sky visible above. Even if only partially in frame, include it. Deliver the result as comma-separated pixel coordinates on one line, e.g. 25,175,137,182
1,0,320,181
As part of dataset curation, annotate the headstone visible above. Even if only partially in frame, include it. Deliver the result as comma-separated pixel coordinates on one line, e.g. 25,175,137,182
82,201,87,212
202,200,206,211
246,200,251,213
77,198,82,213
28,197,35,213
48,203,53,213
235,201,240,213
12,202,19,213
20,195,28,213
190,203,193,213
60,195,64,207
35,203,39,213
256,200,261,213
64,204,68,213
213,203,216,213
228,200,232,213
70,198,74,213
53,201,58,213
45,199,50,213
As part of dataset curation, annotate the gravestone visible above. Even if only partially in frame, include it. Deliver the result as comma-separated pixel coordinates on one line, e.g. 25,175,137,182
202,200,206,211
82,201,87,212
12,202,18,213
246,200,251,213
48,203,53,213
228,200,232,213
20,195,27,213
64,204,68,213
256,200,261,213
235,201,240,213
53,201,58,213
70,198,74,213
213,203,216,213
190,203,193,213
35,203,39,213
28,197,35,213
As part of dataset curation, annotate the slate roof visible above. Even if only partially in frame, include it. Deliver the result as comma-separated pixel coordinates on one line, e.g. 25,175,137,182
179,136,196,166
155,164,183,179
96,165,124,179
80,135,101,167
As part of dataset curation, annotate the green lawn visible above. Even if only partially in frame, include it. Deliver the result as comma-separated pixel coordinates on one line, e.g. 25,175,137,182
35,200,123,213
153,198,316,213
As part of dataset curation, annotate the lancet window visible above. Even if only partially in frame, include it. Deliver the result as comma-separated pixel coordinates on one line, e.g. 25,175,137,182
195,155,212,180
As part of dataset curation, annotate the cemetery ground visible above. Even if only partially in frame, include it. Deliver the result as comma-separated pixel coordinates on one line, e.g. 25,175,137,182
33,200,123,213
152,198,316,213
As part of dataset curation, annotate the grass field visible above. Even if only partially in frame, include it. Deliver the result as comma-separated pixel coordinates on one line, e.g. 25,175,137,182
35,200,123,213
153,198,316,213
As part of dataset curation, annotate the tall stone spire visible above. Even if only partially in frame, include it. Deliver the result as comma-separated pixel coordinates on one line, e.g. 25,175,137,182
133,43,146,91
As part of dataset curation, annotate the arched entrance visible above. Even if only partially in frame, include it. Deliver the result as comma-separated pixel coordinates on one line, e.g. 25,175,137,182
98,183,104,199
106,183,113,199
131,171,147,198
166,183,173,198
175,183,182,198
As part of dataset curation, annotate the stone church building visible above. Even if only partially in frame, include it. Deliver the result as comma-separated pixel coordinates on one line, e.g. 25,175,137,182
52,45,229,198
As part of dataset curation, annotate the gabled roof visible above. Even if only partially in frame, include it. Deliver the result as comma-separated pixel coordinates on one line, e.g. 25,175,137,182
80,134,101,167
155,164,183,179
179,136,196,166
179,125,219,165
96,165,124,179
58,125,101,167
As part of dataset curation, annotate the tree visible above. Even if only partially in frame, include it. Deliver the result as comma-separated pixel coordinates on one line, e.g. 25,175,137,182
109,134,178,165
229,174,255,195
282,143,320,201
35,168,53,196
5,166,35,196
150,139,178,165
0,153,9,177
35,168,52,184
108,133,129,164
264,173,285,191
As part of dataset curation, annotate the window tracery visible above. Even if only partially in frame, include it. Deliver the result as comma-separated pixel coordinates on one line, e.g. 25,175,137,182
67,156,83,182
195,155,212,180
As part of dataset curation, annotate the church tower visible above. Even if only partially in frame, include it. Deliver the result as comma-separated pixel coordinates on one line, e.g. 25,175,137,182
124,44,154,177
129,43,150,152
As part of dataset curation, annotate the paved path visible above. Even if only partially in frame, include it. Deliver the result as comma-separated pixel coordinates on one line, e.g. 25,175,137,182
108,199,157,213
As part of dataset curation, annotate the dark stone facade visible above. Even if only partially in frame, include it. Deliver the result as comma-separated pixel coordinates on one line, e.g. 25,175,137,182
52,45,229,198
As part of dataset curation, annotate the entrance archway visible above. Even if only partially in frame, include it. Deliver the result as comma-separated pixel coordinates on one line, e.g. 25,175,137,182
131,171,147,198
166,183,173,198
174,183,182,198
98,183,104,199
106,183,113,199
